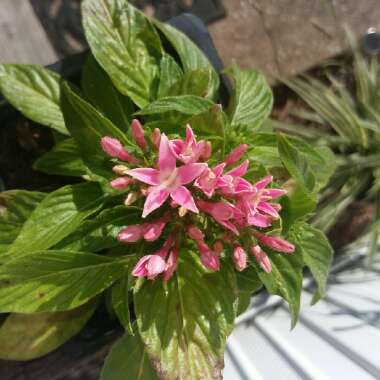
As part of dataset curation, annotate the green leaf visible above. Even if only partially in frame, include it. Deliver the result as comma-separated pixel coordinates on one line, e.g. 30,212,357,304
257,250,303,327
137,95,213,116
7,183,104,257
277,134,315,192
187,104,226,135
167,68,218,100
281,185,317,234
154,20,219,97
293,223,333,304
0,250,126,313
134,251,237,380
34,138,88,177
101,332,159,380
82,0,162,107
0,64,67,135
235,266,262,316
0,301,97,360
112,270,133,334
82,55,134,129
61,82,129,179
54,206,140,252
157,54,183,98
0,191,45,256
227,66,273,128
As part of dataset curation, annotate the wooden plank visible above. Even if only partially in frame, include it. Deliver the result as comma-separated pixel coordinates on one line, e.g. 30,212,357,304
0,0,57,65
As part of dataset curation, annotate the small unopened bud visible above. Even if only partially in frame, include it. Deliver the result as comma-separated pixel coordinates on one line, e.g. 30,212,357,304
233,246,247,272
151,128,161,150
187,225,204,242
110,177,132,190
199,141,212,161
124,192,139,206
251,245,272,273
223,144,248,166
131,119,147,150
112,165,129,175
178,206,188,217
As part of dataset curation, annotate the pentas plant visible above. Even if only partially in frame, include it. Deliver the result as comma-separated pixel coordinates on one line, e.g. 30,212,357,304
0,1,334,379
101,123,295,280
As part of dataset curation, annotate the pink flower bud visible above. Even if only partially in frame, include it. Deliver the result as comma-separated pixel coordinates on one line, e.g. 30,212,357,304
143,218,167,242
187,225,204,242
163,249,179,281
198,241,220,271
110,176,133,189
251,245,272,273
131,119,147,150
199,140,212,161
151,128,161,150
101,136,139,164
223,144,248,166
255,232,295,253
233,246,247,272
132,254,166,280
118,225,143,243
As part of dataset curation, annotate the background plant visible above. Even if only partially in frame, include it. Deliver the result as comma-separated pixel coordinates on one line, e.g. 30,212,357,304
0,1,333,379
270,45,380,262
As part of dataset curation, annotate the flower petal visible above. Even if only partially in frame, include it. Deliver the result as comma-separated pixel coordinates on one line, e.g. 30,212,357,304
170,186,198,213
226,160,249,177
127,168,160,185
159,134,176,172
254,175,273,190
142,186,170,218
177,163,207,185
257,201,280,218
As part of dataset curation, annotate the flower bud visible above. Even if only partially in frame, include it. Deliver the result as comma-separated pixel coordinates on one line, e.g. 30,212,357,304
118,225,143,243
199,140,212,161
110,177,133,190
187,225,204,242
223,144,248,166
131,119,147,150
151,128,161,150
163,249,179,281
233,246,247,272
251,245,272,273
124,192,139,206
254,232,295,253
112,165,129,175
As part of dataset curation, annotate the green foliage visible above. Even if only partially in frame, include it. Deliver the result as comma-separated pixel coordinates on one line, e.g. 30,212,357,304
33,138,88,177
0,65,67,134
0,301,97,360
134,251,237,380
0,250,127,313
278,48,380,258
0,1,334,378
101,330,159,380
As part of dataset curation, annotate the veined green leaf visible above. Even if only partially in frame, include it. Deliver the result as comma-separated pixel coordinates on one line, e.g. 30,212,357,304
7,183,105,257
227,66,273,128
62,82,129,179
137,95,213,116
82,0,162,107
54,206,139,252
82,55,134,130
34,138,87,177
257,250,303,327
112,270,133,334
101,331,159,380
167,68,219,100
154,19,219,98
292,223,333,304
134,251,237,380
0,191,46,256
157,54,183,98
277,134,315,192
0,250,127,313
0,301,97,360
0,64,67,135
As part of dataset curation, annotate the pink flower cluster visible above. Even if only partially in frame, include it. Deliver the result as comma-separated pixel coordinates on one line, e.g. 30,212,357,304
101,119,295,281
